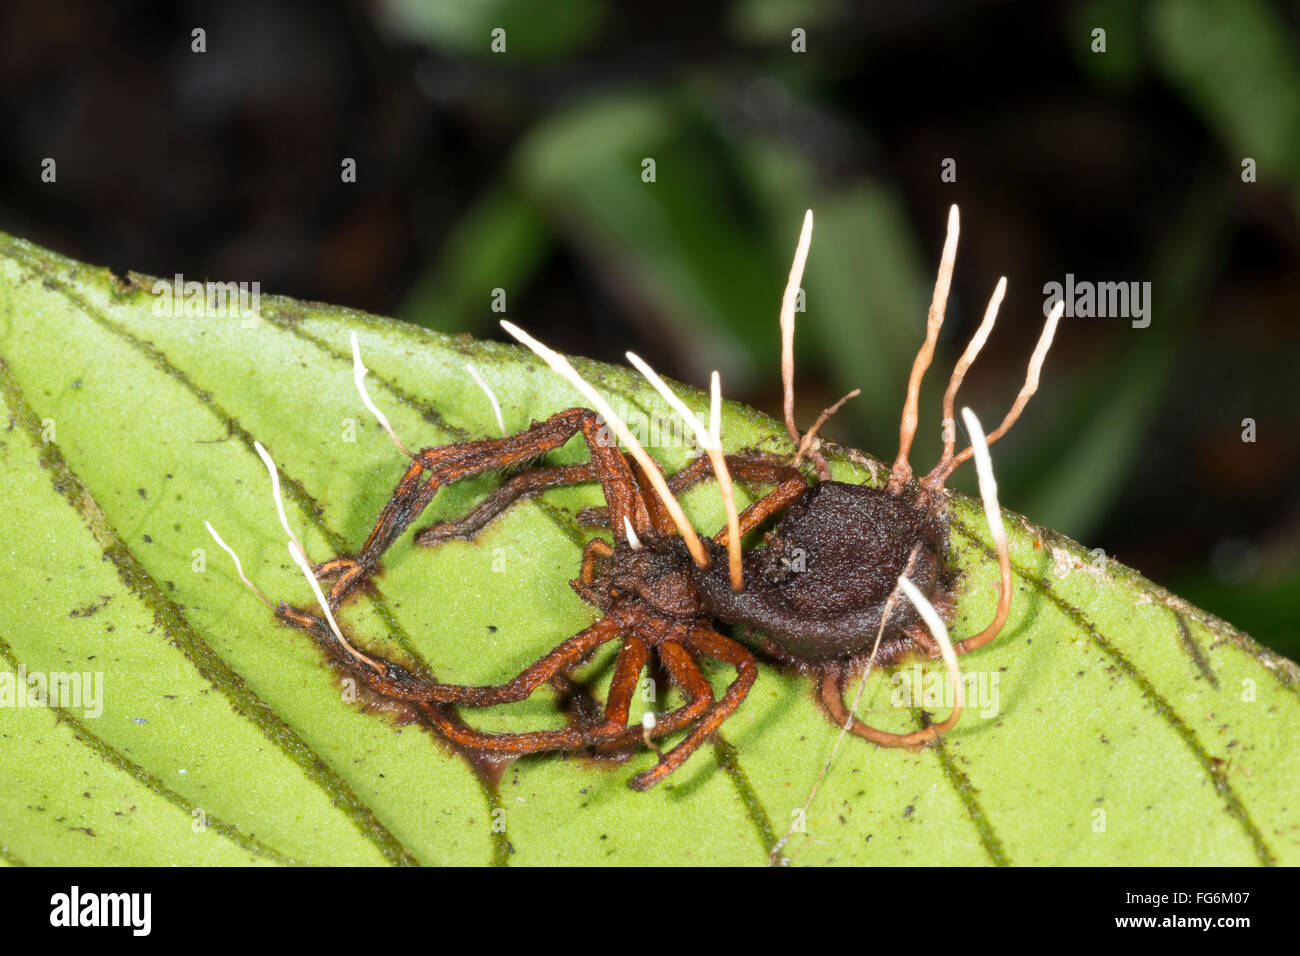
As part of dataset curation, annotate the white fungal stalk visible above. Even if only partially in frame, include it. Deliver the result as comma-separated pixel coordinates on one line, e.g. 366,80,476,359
204,520,272,609
285,538,370,665
350,331,413,458
709,371,722,449
622,515,642,550
211,445,374,667
466,361,507,436
780,210,815,449
253,440,309,563
940,276,1006,458
898,576,964,726
640,710,664,758
890,204,960,490
499,320,709,567
625,352,744,591
960,406,1008,556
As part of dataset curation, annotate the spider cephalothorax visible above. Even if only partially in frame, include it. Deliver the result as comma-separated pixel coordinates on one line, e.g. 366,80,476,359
208,204,1062,790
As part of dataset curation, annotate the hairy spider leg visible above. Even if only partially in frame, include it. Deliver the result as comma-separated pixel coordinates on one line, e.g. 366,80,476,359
628,627,758,791
413,439,692,548
277,605,624,707
279,620,644,763
818,579,963,750
315,407,652,609
408,637,652,755
323,447,784,783
274,408,751,786
283,582,743,787
578,452,805,530
579,538,614,585
414,463,600,546
716,475,808,545
631,457,679,536
818,668,949,748
593,638,716,754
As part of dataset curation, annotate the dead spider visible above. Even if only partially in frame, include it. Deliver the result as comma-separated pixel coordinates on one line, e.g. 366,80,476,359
209,205,1061,791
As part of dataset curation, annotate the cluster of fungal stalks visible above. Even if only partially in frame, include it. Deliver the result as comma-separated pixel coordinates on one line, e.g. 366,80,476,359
206,203,1060,795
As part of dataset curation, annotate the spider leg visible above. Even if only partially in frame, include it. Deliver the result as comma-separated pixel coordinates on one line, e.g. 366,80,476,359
631,457,679,535
680,453,803,495
628,627,757,791
277,605,622,706
413,463,599,546
414,637,650,754
580,453,803,529
579,454,723,537
818,666,957,748
577,455,715,526
578,538,613,586
716,476,806,545
594,638,715,753
323,408,651,608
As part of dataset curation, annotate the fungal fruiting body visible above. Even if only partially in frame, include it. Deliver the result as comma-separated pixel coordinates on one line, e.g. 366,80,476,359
207,205,1059,789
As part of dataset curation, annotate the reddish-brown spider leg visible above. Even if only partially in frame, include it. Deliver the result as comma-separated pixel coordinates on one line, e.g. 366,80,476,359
580,453,804,531
670,453,803,496
595,634,716,754
715,476,806,546
285,594,720,786
277,605,623,707
951,542,1012,656
413,463,599,547
318,408,652,609
629,626,758,791
818,667,957,748
631,457,679,535
411,637,651,754
579,538,614,586
579,455,706,527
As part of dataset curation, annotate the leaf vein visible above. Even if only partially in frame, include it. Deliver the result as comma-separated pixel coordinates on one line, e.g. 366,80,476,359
948,512,1277,866
0,633,304,865
0,352,419,867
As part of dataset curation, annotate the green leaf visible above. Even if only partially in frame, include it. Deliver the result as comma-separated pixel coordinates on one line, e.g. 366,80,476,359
0,232,1296,866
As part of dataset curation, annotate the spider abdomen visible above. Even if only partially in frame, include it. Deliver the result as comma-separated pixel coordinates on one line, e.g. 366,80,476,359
694,481,948,661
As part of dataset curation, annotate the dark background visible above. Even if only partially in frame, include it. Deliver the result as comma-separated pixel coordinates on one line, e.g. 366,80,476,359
2,0,1297,655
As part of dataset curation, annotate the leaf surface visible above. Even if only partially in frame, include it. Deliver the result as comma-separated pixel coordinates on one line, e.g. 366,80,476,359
0,233,1295,866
